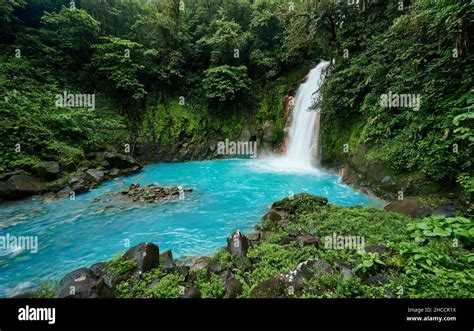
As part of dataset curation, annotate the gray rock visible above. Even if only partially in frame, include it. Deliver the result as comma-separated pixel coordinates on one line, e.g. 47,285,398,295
226,230,249,258
103,152,142,170
225,279,243,298
68,175,90,194
250,276,287,298
363,273,388,286
180,287,201,299
85,169,105,183
34,161,60,180
190,257,211,272
208,260,223,274
432,203,456,218
219,270,234,282
283,259,333,295
0,174,46,199
55,267,114,298
175,265,190,279
160,250,175,272
384,197,432,218
341,266,353,282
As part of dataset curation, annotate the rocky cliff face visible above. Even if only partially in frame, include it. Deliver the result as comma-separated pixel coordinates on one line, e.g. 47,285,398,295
321,141,445,200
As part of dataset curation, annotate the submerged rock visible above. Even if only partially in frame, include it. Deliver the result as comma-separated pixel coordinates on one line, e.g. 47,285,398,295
120,183,192,203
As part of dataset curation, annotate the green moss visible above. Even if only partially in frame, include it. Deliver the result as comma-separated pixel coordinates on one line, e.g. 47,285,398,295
103,255,136,277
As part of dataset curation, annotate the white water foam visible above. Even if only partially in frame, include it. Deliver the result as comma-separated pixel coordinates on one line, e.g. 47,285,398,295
265,60,329,173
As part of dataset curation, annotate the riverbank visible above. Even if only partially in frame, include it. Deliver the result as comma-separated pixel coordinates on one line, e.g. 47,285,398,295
0,152,142,203
25,193,473,299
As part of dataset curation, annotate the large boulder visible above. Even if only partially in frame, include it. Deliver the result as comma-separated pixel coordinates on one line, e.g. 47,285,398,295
226,230,249,258
123,242,160,274
85,169,105,183
103,152,142,170
55,267,114,298
224,279,243,298
160,250,176,272
33,161,60,180
384,197,432,218
68,175,90,194
0,174,46,199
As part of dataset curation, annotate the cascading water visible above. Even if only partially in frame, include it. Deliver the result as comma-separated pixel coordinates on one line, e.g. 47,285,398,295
281,61,329,169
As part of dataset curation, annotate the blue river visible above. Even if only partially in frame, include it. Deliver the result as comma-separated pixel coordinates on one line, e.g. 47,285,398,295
0,159,382,297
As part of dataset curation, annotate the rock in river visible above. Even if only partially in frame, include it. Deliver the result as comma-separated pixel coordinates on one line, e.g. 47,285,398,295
121,183,193,203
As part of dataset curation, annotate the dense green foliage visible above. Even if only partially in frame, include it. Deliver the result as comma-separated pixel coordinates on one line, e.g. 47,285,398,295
2,0,470,202
310,0,473,200
0,0,316,172
99,195,473,299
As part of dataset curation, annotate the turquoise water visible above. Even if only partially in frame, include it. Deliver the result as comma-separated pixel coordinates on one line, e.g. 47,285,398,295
0,159,382,297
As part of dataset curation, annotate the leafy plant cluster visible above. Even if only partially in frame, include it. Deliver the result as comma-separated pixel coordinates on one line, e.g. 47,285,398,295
0,0,318,172
37,195,473,299
407,216,474,244
314,0,473,199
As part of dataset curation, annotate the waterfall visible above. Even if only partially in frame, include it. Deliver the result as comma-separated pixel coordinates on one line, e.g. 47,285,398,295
282,61,329,169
